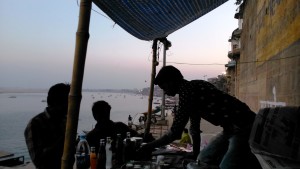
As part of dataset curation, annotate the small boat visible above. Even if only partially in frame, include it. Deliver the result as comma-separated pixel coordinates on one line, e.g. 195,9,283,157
0,151,24,167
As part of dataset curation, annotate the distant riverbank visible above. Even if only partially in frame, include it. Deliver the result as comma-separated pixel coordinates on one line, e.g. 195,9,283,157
0,88,141,95
0,88,47,94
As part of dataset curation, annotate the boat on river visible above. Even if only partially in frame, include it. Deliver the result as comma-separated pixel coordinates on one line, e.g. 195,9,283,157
0,151,24,167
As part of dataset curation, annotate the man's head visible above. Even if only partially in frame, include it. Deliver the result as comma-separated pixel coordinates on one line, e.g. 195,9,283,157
154,65,183,96
47,83,70,117
92,100,111,121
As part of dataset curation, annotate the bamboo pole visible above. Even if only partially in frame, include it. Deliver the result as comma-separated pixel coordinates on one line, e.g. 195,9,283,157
160,46,166,120
160,38,171,120
61,0,92,168
160,39,167,120
144,39,158,138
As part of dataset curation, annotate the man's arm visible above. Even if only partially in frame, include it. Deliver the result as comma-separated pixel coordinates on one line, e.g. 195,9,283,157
140,91,193,151
189,115,201,158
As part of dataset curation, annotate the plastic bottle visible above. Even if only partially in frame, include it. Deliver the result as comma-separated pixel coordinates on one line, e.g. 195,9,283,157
76,133,90,169
105,137,113,169
97,139,106,169
90,147,97,169
115,133,123,165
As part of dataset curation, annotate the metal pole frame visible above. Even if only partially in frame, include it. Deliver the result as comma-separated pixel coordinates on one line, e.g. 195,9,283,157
144,39,158,137
160,38,171,120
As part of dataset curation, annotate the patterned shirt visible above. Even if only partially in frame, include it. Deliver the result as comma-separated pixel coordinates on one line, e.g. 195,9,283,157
24,108,67,169
166,79,256,155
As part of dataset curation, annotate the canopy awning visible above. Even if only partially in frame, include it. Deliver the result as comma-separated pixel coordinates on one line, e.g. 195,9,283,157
93,0,228,41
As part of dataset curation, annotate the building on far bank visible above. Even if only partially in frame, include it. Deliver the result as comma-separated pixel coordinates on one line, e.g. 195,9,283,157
226,0,300,112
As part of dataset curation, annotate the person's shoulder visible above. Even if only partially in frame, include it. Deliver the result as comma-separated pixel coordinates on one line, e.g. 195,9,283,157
182,79,204,86
180,80,202,92
190,80,215,88
190,80,204,84
114,122,137,133
29,111,48,124
86,128,99,139
114,121,127,127
86,127,97,135
25,111,47,134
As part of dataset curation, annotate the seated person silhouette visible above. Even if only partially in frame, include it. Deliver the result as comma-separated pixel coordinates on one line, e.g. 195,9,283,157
86,100,138,152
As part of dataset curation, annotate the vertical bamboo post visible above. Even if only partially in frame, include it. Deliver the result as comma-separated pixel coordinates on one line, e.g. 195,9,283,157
61,0,92,168
144,39,158,138
160,38,171,120
160,47,166,120
160,39,167,120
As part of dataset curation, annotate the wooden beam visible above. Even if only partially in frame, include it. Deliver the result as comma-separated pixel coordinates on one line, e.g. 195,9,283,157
61,0,92,168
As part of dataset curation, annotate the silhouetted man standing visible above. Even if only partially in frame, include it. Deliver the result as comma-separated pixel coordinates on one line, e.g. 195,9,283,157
139,66,260,169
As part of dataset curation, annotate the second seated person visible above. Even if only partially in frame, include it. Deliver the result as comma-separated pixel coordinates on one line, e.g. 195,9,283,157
86,100,138,152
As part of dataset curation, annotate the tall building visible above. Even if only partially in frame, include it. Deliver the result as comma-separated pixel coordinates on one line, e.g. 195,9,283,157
226,0,300,112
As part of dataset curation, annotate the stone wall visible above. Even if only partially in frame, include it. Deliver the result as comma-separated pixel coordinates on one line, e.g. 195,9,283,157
238,0,300,112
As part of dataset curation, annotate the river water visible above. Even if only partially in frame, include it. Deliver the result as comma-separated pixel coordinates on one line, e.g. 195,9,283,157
0,91,157,162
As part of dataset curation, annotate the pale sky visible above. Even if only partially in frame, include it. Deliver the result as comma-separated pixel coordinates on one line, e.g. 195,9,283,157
0,0,238,90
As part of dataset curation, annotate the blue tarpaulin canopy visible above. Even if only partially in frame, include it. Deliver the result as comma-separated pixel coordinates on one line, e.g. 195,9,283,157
93,0,228,41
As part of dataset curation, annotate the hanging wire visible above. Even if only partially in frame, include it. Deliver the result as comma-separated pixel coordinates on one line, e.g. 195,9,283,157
162,61,225,66
156,54,300,66
76,0,112,21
